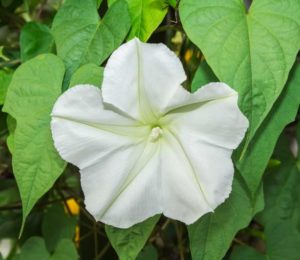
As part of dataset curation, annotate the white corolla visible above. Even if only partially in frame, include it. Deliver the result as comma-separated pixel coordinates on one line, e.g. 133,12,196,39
51,38,248,228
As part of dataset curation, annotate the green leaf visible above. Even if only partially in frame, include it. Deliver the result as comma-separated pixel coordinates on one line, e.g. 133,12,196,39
97,0,103,7
230,245,264,260
6,115,16,154
16,237,78,260
3,54,66,229
0,70,13,105
237,63,300,194
42,203,77,252
191,61,218,93
105,215,159,260
69,64,104,88
50,239,78,260
264,222,300,260
259,147,300,254
0,179,20,206
180,0,300,147
52,0,131,87
20,22,54,62
108,0,167,41
16,237,50,260
167,0,177,8
188,175,263,260
126,0,168,41
0,212,22,239
137,245,158,260
234,141,300,260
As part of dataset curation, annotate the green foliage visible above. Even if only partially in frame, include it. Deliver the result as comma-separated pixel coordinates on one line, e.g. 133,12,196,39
126,0,168,41
20,22,54,62
16,237,50,260
109,0,168,41
42,203,77,252
49,239,78,260
231,245,264,260
69,64,104,88
191,61,218,92
180,0,300,147
3,54,66,229
137,245,158,260
15,237,78,259
232,133,300,260
188,176,263,260
237,63,300,194
0,180,19,206
6,115,16,154
105,215,159,260
52,0,131,87
0,70,13,105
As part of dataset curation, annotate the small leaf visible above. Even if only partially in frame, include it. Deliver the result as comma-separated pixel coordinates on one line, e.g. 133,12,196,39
105,215,159,260
52,0,131,87
69,64,104,88
50,239,78,260
108,0,168,41
3,54,66,229
16,237,50,260
180,0,300,147
167,0,177,8
126,0,168,41
42,203,77,252
20,22,54,62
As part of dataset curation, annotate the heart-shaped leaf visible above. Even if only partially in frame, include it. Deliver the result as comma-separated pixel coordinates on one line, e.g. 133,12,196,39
52,0,131,87
180,0,300,149
3,54,66,229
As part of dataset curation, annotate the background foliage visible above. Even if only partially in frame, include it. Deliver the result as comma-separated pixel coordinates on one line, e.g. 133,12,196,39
0,0,299,259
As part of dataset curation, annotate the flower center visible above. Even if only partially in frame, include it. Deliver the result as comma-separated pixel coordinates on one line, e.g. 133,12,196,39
149,126,163,142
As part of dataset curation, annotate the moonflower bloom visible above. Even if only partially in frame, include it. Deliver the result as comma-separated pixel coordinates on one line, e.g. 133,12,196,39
51,38,248,228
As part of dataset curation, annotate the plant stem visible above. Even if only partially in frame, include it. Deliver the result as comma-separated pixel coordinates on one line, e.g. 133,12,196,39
95,242,110,259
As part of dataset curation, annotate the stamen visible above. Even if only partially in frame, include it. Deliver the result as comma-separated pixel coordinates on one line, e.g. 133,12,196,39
149,127,163,142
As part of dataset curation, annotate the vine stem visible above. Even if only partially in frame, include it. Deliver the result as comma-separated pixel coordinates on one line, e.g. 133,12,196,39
175,222,185,260
95,242,110,259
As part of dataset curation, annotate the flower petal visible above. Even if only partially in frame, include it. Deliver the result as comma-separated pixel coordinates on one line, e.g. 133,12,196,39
161,130,233,224
102,38,187,123
51,85,162,228
161,83,249,149
157,83,248,224
86,141,162,228
164,82,238,114
51,85,150,169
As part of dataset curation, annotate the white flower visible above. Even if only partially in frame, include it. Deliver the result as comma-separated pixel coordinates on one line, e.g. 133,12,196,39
51,38,248,228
